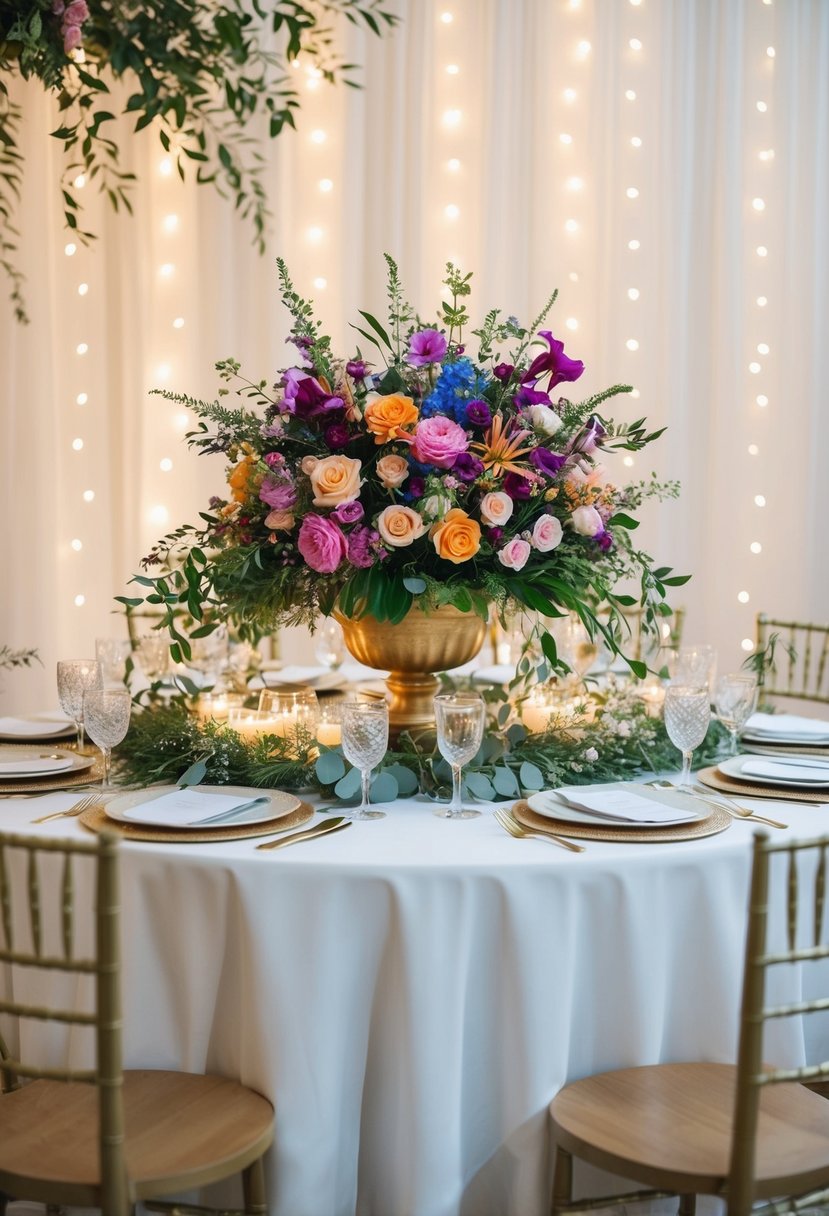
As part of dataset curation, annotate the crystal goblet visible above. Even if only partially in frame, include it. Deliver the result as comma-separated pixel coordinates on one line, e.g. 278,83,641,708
434,692,486,820
341,700,389,821
664,685,712,789
83,688,131,788
315,617,345,671
57,660,103,753
714,674,758,756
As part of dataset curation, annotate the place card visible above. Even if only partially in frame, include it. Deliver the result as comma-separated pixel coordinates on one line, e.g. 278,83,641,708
120,788,269,826
557,788,697,823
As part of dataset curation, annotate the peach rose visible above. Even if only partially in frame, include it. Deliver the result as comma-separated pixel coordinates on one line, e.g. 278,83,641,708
376,505,425,548
364,393,419,444
479,491,514,527
264,509,295,531
376,454,410,490
301,455,319,475
309,455,362,508
430,508,482,564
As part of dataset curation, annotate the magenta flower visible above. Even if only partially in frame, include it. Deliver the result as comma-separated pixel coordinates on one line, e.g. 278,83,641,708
282,369,343,418
346,360,368,380
347,526,380,568
465,399,492,428
503,471,533,500
407,329,448,366
493,363,514,382
522,332,584,389
452,452,485,483
64,0,89,21
332,500,365,525
264,452,284,469
259,476,297,511
529,447,567,478
297,515,348,573
324,422,351,450
568,416,607,457
412,415,469,468
514,384,552,408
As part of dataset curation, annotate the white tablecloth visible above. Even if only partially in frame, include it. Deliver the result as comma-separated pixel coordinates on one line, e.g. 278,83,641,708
1,786,828,1216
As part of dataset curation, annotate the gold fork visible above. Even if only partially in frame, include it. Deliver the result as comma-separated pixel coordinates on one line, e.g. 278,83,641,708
31,793,100,825
647,781,787,830
493,808,585,853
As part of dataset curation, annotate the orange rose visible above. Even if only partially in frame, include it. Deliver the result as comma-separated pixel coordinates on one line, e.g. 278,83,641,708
264,509,295,531
364,394,419,444
309,455,362,507
430,509,482,564
376,454,410,489
228,455,256,503
376,505,425,548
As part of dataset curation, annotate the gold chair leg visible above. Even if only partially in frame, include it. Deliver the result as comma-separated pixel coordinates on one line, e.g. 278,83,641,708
678,1195,696,1216
551,1146,574,1216
243,1156,268,1216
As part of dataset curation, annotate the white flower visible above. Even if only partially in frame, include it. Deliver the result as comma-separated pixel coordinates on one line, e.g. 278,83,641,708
420,491,453,521
570,504,604,536
531,514,563,551
584,746,599,762
524,404,563,436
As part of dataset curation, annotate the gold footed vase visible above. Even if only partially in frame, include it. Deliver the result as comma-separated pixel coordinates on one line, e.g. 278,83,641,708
334,604,488,740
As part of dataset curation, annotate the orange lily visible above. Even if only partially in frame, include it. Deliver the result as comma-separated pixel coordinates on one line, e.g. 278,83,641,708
471,413,533,477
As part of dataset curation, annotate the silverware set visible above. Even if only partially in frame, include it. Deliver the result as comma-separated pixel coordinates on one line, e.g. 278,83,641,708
647,780,788,829
493,807,585,853
30,793,102,824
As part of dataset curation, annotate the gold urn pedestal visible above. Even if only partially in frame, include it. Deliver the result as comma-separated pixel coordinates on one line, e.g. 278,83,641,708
334,604,488,741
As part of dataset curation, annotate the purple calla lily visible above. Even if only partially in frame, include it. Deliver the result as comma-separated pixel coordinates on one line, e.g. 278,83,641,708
522,331,584,389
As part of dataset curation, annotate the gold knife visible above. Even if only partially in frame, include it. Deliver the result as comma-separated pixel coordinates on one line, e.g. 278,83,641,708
256,816,351,851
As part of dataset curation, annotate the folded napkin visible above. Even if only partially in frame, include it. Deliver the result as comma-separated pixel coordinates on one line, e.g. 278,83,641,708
740,758,829,785
0,758,74,776
553,787,697,824
0,717,71,737
745,713,829,740
120,788,270,826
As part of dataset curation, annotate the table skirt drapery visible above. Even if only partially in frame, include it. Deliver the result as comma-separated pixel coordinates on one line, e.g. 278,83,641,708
1,793,827,1216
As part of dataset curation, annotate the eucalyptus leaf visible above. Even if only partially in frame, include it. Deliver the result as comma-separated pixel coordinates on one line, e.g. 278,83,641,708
315,751,346,785
178,759,207,787
492,766,520,797
519,762,545,791
334,767,362,799
385,763,419,796
370,772,399,802
465,771,495,801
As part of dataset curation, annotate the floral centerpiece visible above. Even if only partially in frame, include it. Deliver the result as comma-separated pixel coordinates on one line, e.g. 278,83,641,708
130,257,686,729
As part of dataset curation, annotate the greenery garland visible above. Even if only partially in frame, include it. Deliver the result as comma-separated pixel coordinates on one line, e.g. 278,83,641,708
115,682,730,804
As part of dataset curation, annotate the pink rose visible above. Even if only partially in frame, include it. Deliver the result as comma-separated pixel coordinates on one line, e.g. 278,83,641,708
531,514,563,551
63,24,82,52
297,514,348,573
570,504,604,537
411,416,469,468
497,537,532,571
264,509,295,531
64,0,89,22
479,491,513,527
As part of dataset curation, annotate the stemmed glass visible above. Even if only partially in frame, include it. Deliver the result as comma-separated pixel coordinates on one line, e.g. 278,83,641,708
341,700,389,821
95,638,132,687
675,645,717,693
57,660,103,753
714,674,758,756
83,689,132,788
315,617,345,671
136,636,170,682
663,685,712,789
434,692,486,820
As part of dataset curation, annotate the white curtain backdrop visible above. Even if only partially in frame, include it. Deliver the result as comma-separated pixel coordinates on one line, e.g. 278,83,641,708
2,0,828,711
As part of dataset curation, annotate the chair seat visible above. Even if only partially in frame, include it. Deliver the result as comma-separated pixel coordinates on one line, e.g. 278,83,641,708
550,1062,829,1197
0,1069,274,1200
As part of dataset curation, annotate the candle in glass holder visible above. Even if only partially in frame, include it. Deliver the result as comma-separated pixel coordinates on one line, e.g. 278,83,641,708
258,687,320,746
636,677,666,718
195,691,243,724
522,687,580,733
227,707,282,741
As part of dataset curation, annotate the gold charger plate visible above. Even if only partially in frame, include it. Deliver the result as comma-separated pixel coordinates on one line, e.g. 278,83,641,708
512,798,731,843
79,798,314,843
698,765,829,805
0,744,102,796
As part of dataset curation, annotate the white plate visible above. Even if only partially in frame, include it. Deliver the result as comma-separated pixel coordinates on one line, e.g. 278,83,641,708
719,755,829,790
104,784,301,829
0,747,95,779
741,731,829,746
0,717,76,741
527,782,707,828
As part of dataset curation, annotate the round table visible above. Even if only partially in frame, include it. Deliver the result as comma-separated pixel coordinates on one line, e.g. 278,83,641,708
1,786,827,1216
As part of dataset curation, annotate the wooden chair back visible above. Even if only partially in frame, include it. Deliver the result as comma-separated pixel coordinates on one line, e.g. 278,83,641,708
756,614,829,705
0,830,128,1213
729,831,829,1215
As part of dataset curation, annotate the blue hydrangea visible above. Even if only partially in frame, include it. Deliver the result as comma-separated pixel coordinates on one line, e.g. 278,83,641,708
421,358,491,423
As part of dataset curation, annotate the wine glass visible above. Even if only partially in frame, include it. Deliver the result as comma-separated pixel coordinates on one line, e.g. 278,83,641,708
434,692,486,820
83,689,131,788
95,638,132,687
714,674,758,756
674,645,717,694
315,617,345,671
57,660,103,753
187,625,229,687
663,685,712,789
341,700,389,821
136,635,170,682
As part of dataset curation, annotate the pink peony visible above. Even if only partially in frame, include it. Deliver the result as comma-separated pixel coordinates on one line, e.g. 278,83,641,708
63,24,82,52
411,416,469,468
64,0,89,22
497,537,532,571
531,513,563,552
297,514,348,573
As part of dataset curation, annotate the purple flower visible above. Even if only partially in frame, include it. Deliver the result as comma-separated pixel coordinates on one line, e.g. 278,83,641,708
514,384,552,408
346,360,368,380
324,422,351,450
486,526,504,545
407,328,448,366
452,452,485,483
264,452,284,469
259,476,297,511
493,363,514,382
568,416,607,457
530,447,567,478
282,369,343,419
405,475,426,501
332,500,365,525
465,399,492,428
347,526,380,568
503,472,533,500
455,345,465,355
595,528,614,552
522,332,584,389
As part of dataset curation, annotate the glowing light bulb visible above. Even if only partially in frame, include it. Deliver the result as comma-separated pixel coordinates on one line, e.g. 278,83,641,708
445,203,460,219
766,46,775,57
756,394,768,406
754,495,767,507
757,343,770,355
738,591,750,604
446,64,459,75
319,178,333,193
74,595,86,607
741,638,755,652
163,214,179,233
73,174,86,189
173,413,189,431
71,538,82,551
759,149,775,161
160,458,173,472
149,505,169,526
447,158,461,171
628,239,641,250
756,245,768,257
748,444,759,455
630,388,641,398
565,176,583,191
576,39,591,57
627,287,640,300
626,338,639,351
307,226,324,243
631,136,642,148
76,343,88,355
756,101,768,113
440,10,453,22
750,542,762,554
630,0,642,5
559,133,573,145
76,392,88,406
564,219,579,233
64,243,77,257
310,129,327,144
83,490,95,502
563,88,577,103
72,438,84,451
159,263,174,277
752,198,765,211
443,109,462,127
756,295,767,306
626,186,639,199
749,362,761,373
159,157,173,176
565,318,578,330
78,282,88,296
156,363,171,381
623,455,634,467
625,89,637,100
173,317,185,329
568,272,579,282
629,38,642,50
313,276,327,290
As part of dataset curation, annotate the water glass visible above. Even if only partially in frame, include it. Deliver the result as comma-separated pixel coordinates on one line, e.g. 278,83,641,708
95,638,131,687
434,692,486,820
341,700,389,821
674,645,717,693
315,617,345,671
57,660,103,753
136,635,170,682
714,674,758,756
663,685,712,789
83,688,131,787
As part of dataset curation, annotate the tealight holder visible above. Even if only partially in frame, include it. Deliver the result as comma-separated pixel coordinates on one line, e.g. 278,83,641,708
194,691,244,724
521,684,585,734
316,700,343,747
635,675,667,718
257,687,320,743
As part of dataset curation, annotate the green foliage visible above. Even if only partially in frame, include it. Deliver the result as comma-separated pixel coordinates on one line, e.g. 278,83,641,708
0,1,397,320
0,643,39,671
